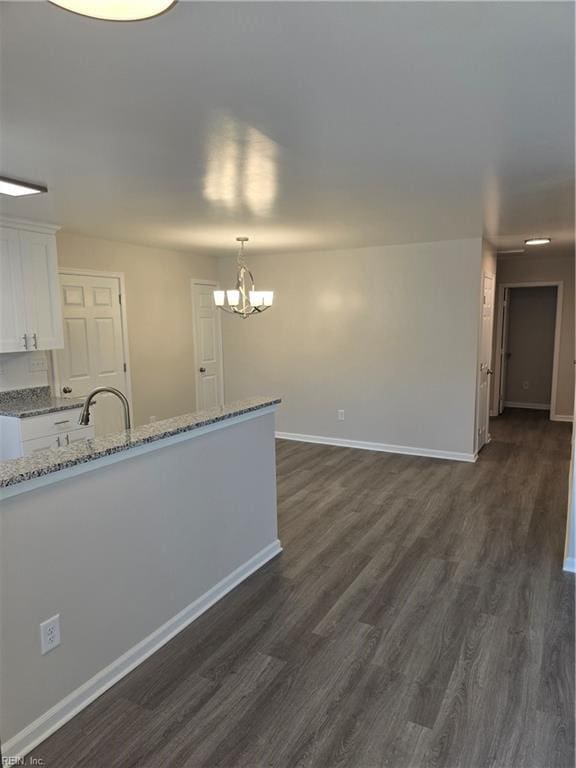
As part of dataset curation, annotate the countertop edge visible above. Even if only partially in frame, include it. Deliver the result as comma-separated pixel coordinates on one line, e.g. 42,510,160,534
0,399,280,497
0,401,85,419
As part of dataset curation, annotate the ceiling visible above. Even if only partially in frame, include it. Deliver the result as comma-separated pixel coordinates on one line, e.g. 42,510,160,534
0,1,574,256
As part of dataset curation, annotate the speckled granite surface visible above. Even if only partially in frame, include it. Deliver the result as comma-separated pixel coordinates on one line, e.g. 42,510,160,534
0,386,84,418
0,396,281,488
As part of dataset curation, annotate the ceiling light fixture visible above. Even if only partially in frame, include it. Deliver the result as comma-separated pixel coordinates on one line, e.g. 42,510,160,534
214,238,274,319
48,1,176,22
524,237,551,246
0,176,48,197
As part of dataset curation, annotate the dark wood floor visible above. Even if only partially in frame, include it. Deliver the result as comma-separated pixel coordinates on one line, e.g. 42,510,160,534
31,409,574,767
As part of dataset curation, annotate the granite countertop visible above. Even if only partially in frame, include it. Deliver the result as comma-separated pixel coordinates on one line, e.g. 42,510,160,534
0,386,85,418
0,396,281,488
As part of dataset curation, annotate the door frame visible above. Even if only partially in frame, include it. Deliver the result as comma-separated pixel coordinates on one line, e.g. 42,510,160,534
475,271,496,454
51,268,134,418
493,281,564,421
190,278,225,410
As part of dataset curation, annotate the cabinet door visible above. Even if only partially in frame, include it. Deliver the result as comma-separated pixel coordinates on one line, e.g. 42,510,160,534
0,227,27,352
19,230,64,350
19,426,93,457
22,433,63,456
67,426,95,444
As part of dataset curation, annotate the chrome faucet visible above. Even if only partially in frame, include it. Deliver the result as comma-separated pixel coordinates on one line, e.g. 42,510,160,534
79,387,131,431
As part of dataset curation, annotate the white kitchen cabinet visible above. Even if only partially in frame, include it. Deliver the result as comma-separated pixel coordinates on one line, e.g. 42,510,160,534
0,219,64,353
0,226,27,352
22,428,94,456
0,408,94,459
22,433,66,456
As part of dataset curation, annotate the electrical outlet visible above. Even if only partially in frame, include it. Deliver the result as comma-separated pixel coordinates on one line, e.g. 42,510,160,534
522,381,530,391
149,415,157,423
29,354,48,373
40,614,61,655
337,409,345,421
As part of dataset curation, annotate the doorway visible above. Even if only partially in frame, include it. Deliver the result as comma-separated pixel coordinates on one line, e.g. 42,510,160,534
52,269,133,437
493,282,562,418
191,279,224,410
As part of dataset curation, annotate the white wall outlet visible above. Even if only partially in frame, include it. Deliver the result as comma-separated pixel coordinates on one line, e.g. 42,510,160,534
149,415,157,423
29,354,48,373
40,614,61,655
337,409,345,421
522,381,530,391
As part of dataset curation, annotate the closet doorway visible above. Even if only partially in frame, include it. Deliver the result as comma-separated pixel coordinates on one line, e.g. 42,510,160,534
493,282,562,418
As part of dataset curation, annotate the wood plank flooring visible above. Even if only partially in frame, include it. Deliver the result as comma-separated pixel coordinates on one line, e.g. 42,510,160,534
31,409,575,767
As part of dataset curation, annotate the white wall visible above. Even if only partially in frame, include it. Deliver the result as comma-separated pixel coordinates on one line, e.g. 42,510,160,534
219,238,483,458
495,251,575,418
0,352,49,392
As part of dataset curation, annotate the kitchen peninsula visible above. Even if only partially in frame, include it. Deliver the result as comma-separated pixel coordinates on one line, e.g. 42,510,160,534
0,396,281,758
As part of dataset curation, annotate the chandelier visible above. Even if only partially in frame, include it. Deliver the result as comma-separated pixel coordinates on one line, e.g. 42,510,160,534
49,1,176,21
213,238,274,319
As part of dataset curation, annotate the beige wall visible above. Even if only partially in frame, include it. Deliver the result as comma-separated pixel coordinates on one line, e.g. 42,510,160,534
57,232,217,426
495,251,575,417
219,238,483,457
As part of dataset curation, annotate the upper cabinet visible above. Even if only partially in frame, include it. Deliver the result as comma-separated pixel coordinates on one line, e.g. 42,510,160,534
0,219,64,352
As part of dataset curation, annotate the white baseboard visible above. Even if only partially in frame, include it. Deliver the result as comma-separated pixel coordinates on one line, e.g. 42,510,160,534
3,539,283,760
504,401,551,411
563,557,576,573
275,432,477,463
551,414,574,423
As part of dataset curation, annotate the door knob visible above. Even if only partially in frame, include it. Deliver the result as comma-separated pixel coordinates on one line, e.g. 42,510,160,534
62,386,72,394
199,367,206,373
487,369,494,375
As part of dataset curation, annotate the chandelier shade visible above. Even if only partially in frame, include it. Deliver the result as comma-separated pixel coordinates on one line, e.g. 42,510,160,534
214,238,274,319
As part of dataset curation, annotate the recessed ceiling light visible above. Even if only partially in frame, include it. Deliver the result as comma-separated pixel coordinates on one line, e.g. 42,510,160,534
49,1,176,21
0,177,48,197
524,237,551,246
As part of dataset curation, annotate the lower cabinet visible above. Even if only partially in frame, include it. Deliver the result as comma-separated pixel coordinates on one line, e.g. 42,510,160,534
22,428,94,456
0,408,94,460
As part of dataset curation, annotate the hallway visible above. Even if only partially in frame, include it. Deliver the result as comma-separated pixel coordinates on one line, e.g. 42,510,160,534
31,410,574,768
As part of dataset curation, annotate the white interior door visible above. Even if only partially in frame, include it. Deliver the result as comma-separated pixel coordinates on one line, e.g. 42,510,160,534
54,272,130,437
477,273,496,451
191,281,224,410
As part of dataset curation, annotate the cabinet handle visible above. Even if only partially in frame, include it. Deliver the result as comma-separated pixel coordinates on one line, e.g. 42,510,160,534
56,435,61,447
54,420,70,426
32,333,38,349
66,434,70,446
22,334,28,350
